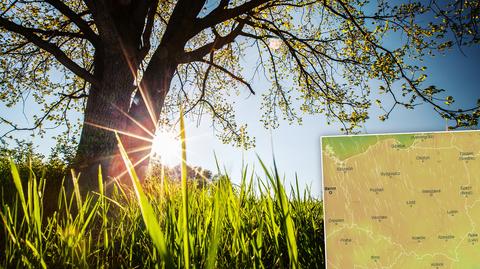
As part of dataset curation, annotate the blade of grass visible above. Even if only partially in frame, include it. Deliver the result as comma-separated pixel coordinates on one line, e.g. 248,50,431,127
257,155,298,268
25,239,47,269
115,132,173,267
272,159,298,269
213,151,221,175
0,211,17,244
97,165,109,250
77,198,99,244
31,166,42,243
70,170,83,222
206,186,223,269
180,105,190,268
9,159,29,225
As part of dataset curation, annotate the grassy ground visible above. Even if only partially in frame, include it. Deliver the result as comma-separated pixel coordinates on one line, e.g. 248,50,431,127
0,155,325,268
1,113,325,268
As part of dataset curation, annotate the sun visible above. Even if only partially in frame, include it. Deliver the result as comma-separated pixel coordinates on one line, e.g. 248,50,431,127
151,128,181,167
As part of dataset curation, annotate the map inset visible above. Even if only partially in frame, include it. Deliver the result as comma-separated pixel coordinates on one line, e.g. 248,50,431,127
322,131,480,269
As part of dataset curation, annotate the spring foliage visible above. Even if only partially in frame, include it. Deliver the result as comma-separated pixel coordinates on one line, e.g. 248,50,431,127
1,0,479,150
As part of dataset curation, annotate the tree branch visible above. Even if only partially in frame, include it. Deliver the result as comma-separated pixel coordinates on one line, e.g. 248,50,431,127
185,53,214,115
199,58,255,95
0,91,75,139
336,0,479,115
161,0,208,43
44,0,99,45
30,27,86,39
140,0,160,57
0,17,98,86
179,19,246,62
195,0,269,32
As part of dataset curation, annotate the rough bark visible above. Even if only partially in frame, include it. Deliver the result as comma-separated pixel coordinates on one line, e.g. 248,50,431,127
73,0,189,192
74,52,179,190
125,60,177,181
74,58,176,191
73,0,162,191
74,50,136,191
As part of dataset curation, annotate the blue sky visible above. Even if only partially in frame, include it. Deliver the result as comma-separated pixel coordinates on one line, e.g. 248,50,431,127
2,44,479,198
183,45,480,198
1,6,480,198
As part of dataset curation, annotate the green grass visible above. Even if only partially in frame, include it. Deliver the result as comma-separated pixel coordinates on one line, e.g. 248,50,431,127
1,158,324,268
1,155,325,268
1,115,324,268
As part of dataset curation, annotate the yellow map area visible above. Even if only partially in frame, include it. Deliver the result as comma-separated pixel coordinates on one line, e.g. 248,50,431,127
322,131,480,269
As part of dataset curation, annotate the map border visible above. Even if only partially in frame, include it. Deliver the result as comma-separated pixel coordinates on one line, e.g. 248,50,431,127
320,129,480,269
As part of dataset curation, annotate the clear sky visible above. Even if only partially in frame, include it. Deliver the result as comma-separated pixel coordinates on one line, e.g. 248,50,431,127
1,9,479,199
183,45,480,198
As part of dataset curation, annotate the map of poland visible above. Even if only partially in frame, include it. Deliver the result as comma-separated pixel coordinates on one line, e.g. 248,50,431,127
322,131,480,269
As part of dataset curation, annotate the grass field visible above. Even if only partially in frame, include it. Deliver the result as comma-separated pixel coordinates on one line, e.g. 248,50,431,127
0,153,324,268
1,111,325,268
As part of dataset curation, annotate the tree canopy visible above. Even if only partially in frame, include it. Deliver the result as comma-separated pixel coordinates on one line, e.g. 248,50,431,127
1,0,479,157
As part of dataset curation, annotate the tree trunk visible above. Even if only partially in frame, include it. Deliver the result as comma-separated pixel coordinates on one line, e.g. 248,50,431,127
70,0,183,193
74,51,136,192
124,60,177,181
74,48,177,193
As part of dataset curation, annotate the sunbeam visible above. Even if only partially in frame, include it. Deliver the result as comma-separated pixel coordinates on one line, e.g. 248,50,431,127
117,39,159,132
114,153,151,180
85,121,153,143
112,103,156,138
90,145,152,163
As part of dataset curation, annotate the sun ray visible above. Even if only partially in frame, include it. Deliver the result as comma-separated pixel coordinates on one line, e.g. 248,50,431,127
124,145,152,155
90,145,153,163
117,38,159,132
85,145,153,190
135,84,158,130
113,153,151,180
124,145,152,154
188,165,211,183
112,103,155,138
85,121,153,143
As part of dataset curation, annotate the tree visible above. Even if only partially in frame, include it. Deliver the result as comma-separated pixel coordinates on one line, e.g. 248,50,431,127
1,0,479,190
149,161,213,187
